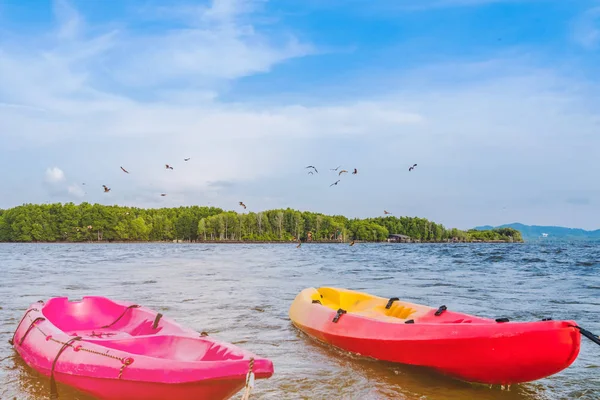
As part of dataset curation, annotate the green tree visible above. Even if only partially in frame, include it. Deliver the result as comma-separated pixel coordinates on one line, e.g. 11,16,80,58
0,202,523,243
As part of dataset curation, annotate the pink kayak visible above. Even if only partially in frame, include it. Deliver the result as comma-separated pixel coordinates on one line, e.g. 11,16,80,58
10,296,274,400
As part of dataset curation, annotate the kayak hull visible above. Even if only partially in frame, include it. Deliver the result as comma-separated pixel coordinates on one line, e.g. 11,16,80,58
289,287,581,385
11,297,274,400
40,373,249,400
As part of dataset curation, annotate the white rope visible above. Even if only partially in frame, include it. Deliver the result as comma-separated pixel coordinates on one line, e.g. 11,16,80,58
241,358,255,400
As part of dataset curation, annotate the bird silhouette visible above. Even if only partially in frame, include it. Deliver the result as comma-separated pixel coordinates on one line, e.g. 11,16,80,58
102,185,111,193
239,202,247,209
409,164,417,172
338,170,348,176
120,166,129,174
184,158,191,161
330,180,340,187
384,210,392,215
330,165,341,171
160,193,167,196
165,164,174,170
306,166,318,173
308,171,314,175
352,168,357,175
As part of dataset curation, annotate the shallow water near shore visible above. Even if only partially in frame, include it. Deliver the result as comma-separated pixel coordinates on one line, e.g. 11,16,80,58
1,242,599,400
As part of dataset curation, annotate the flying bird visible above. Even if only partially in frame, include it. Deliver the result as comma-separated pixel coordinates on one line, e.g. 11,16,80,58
184,158,191,161
102,185,111,193
350,240,355,246
384,210,392,215
308,171,314,175
165,164,174,170
330,166,341,171
306,166,318,173
409,163,417,172
160,193,167,196
120,166,129,174
352,168,358,175
239,202,247,209
338,170,348,176
330,180,340,187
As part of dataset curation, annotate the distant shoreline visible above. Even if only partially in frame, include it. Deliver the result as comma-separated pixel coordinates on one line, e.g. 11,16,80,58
0,240,523,245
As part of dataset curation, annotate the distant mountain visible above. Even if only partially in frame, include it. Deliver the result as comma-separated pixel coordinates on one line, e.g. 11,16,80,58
473,223,600,241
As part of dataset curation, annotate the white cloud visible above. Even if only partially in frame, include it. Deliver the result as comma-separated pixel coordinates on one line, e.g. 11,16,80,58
53,0,83,40
573,6,600,49
0,0,599,229
45,167,66,184
67,184,85,198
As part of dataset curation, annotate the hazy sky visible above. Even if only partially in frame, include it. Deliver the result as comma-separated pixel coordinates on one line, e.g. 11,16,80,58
1,0,599,230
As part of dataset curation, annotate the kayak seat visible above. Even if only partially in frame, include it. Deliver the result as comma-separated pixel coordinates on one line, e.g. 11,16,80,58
384,303,417,319
42,297,167,338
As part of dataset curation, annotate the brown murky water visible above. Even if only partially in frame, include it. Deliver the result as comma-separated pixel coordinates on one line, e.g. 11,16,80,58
1,243,598,399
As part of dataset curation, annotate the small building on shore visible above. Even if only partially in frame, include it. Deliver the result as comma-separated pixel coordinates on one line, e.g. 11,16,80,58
387,234,412,243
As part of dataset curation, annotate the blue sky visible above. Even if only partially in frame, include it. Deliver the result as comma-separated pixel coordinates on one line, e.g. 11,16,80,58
0,0,599,230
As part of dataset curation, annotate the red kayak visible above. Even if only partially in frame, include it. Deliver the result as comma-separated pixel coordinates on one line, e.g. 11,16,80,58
289,287,584,385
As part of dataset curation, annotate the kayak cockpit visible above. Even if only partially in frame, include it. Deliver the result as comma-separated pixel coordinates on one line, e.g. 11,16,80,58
41,296,184,339
311,287,434,323
84,335,246,362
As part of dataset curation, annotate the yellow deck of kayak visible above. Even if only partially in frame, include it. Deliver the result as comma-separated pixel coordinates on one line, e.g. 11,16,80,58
299,287,434,323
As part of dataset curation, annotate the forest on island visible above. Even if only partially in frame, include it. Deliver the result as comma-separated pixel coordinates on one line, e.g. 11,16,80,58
0,203,523,243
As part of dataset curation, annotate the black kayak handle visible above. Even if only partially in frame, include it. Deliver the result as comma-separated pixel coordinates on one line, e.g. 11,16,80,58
385,298,399,309
332,309,347,323
571,325,600,346
434,305,447,316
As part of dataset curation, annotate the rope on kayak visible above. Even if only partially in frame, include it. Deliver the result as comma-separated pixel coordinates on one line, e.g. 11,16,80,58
118,357,134,379
332,309,347,323
18,317,46,345
50,336,82,400
101,304,140,329
434,305,447,316
570,325,600,346
8,308,38,345
385,298,399,309
241,357,255,400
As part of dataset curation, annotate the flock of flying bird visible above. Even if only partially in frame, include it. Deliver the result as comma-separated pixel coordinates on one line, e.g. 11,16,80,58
305,165,360,187
305,163,417,189
98,159,418,246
